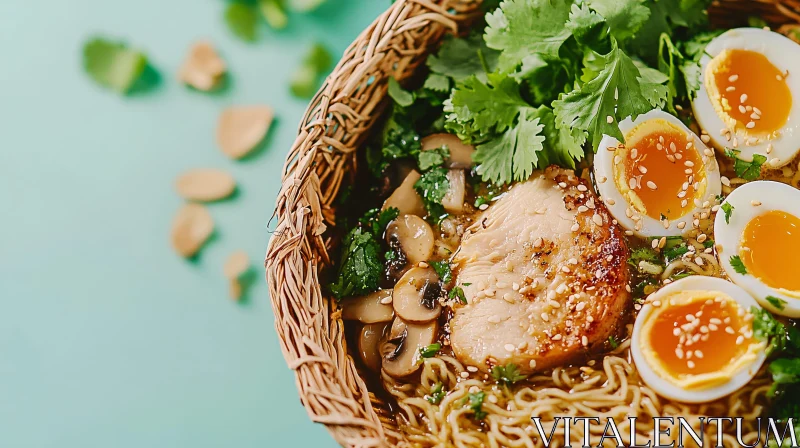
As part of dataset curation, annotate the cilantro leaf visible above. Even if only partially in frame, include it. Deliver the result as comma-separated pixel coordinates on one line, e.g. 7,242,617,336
721,202,734,224
553,42,663,148
473,108,546,185
446,73,529,140
679,31,723,99
430,261,452,283
767,296,788,311
225,3,259,42
751,306,787,355
423,73,451,92
528,105,585,168
419,343,441,359
628,247,659,266
427,382,445,404
484,0,573,72
417,145,449,171
82,37,148,93
566,3,606,49
414,167,450,220
730,255,747,275
725,148,766,181
290,43,333,98
427,34,500,83
329,228,383,300
587,0,650,42
359,207,399,238
449,286,467,304
491,364,527,386
466,391,487,420
388,77,414,107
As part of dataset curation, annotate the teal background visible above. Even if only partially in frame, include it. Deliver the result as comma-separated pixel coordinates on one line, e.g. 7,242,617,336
0,1,386,447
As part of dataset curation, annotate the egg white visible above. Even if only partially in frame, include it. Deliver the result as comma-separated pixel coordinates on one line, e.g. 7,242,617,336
631,276,767,403
594,110,721,237
692,28,800,168
714,180,800,317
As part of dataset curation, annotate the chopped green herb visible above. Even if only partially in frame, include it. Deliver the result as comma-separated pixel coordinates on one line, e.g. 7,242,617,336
290,43,333,98
721,202,735,224
414,167,450,221
259,0,288,30
430,260,452,283
417,145,450,171
449,286,467,304
82,37,148,93
466,391,487,420
725,148,767,181
751,306,787,355
608,336,619,349
423,73,451,92
329,228,383,300
627,247,659,267
664,243,689,262
491,363,527,386
359,207,400,238
766,296,788,311
671,272,695,280
419,343,441,359
427,34,499,83
427,382,446,404
729,255,747,275
224,2,259,42
388,77,415,107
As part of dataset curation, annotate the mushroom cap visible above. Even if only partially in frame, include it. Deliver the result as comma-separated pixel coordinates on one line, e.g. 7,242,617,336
385,215,434,265
382,170,425,217
441,169,466,214
381,318,438,378
358,322,388,372
420,133,475,169
392,267,443,323
341,289,394,324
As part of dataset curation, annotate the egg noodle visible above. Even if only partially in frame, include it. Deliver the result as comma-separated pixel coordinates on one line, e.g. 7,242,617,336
378,159,800,448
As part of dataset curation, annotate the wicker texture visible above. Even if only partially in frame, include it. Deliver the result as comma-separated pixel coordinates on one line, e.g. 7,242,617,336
266,1,800,447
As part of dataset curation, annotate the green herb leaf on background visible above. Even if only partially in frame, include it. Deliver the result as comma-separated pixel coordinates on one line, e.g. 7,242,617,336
290,43,333,98
766,296,788,311
430,261,453,283
83,37,148,93
729,255,747,275
225,3,259,42
259,0,289,30
721,202,734,224
491,364,527,386
419,343,441,359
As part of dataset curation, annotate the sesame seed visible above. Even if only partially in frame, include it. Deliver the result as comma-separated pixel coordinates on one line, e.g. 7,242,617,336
675,153,683,160
751,200,762,206
504,343,515,352
721,176,731,186
751,113,760,120
684,161,695,167
592,214,603,226
577,184,588,192
687,360,696,369
628,178,637,190
729,74,739,82
578,205,589,213
697,234,707,243
673,328,681,336
736,335,744,345
746,121,756,129
777,74,784,81
740,93,748,103
681,199,688,208
647,181,657,190
479,204,489,210
666,154,676,162
638,165,648,174
558,182,568,188
552,334,562,341
670,142,677,152
652,239,659,249
746,105,752,112
581,336,588,346
607,115,613,123
701,134,711,143
676,348,684,359
677,222,686,229
467,365,479,372
726,326,735,334
726,86,735,92
738,105,747,114
598,176,607,183
540,313,549,322
606,198,616,205
571,223,580,232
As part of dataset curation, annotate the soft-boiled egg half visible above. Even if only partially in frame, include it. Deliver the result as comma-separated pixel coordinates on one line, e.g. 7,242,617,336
631,276,766,403
715,181,800,316
692,28,800,168
594,110,722,237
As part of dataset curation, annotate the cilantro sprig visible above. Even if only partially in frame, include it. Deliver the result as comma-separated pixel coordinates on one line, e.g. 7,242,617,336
491,363,527,387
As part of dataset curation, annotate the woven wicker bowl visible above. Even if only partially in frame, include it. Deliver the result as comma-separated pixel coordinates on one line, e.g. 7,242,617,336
266,1,800,446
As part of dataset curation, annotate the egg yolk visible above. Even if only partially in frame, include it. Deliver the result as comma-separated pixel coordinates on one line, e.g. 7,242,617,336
741,210,800,292
708,49,792,136
648,297,752,378
616,119,706,220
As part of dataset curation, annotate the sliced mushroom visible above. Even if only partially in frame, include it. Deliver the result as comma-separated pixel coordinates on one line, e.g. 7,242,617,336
385,215,434,265
420,133,475,169
441,169,465,214
359,322,388,372
392,267,443,323
381,318,438,378
382,170,425,217
341,289,394,324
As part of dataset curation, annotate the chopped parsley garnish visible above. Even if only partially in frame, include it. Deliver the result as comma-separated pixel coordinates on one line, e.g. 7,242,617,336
419,343,441,359
766,296,788,311
359,207,399,238
429,260,453,283
491,363,527,387
449,286,468,305
628,247,659,267
608,336,619,349
426,382,446,405
729,255,747,275
751,306,788,355
417,145,450,171
414,167,450,221
83,37,148,93
329,228,383,300
466,391,487,420
720,202,735,224
724,148,767,181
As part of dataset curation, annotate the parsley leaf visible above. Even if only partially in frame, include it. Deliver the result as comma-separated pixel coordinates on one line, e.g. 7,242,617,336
466,391,487,420
83,37,148,93
388,77,414,107
225,3,259,42
430,261,452,283
491,364,527,386
725,148,766,181
484,0,573,72
721,202,735,224
553,41,666,148
427,34,500,83
419,343,441,359
587,0,650,42
767,296,788,311
730,255,747,275
414,167,450,220
290,43,333,98
473,107,546,185
449,286,467,304
329,228,383,300
427,382,445,404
